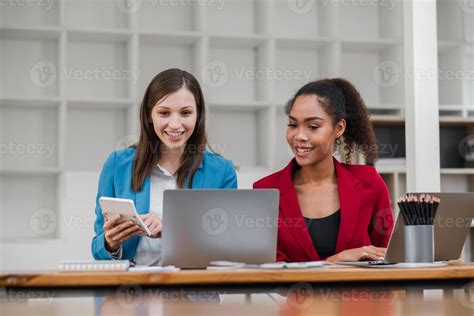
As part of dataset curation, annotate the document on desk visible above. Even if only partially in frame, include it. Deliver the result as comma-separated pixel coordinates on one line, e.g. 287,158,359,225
206,261,328,270
333,261,448,268
129,265,180,272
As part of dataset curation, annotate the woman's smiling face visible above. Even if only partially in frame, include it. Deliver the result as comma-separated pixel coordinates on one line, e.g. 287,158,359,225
150,87,197,152
286,94,345,167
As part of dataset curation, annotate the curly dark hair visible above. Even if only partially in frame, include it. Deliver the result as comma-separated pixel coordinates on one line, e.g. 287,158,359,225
285,78,379,164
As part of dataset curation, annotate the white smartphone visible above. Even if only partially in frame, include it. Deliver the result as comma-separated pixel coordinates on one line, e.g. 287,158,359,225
99,197,151,236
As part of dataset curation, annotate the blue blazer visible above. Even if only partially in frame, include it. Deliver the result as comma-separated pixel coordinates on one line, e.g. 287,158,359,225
91,147,238,260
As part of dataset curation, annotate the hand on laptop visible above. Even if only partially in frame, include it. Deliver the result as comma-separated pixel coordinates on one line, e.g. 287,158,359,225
140,214,162,238
327,245,386,262
103,214,145,252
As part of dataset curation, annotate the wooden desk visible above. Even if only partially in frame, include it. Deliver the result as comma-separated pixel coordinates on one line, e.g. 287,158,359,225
1,265,473,316
1,264,474,288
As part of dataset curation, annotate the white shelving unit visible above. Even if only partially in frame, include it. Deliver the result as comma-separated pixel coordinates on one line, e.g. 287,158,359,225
1,0,473,267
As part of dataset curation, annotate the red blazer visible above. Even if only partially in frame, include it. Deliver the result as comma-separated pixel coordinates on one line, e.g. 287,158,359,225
253,158,394,262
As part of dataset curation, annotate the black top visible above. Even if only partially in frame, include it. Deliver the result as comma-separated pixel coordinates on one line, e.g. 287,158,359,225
303,209,341,259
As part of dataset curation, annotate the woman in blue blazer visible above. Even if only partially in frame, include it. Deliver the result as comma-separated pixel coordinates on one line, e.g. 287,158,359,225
92,69,237,263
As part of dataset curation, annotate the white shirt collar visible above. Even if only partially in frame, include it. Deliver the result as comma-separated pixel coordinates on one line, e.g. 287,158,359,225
155,164,175,177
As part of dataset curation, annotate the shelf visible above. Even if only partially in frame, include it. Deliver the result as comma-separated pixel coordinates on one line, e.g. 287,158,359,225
0,168,61,176
0,97,60,108
139,32,201,45
64,0,129,30
207,46,260,104
376,167,407,174
66,36,129,99
0,27,61,40
465,46,474,107
209,34,267,49
436,0,465,42
439,104,464,111
273,0,334,38
208,101,271,112
138,40,194,98
206,0,258,35
341,39,400,52
439,116,474,124
438,40,463,53
440,126,471,169
66,98,133,109
136,0,195,32
274,46,323,104
370,115,405,125
373,125,406,159
338,0,403,41
208,108,267,168
65,106,128,171
273,45,337,104
67,29,132,42
340,45,404,108
0,1,59,28
441,168,474,175
438,47,464,106
1,174,58,241
1,35,59,97
275,37,336,49
441,174,471,192
0,106,58,170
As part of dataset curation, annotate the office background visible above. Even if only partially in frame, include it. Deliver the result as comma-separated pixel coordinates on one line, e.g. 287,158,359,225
0,0,473,269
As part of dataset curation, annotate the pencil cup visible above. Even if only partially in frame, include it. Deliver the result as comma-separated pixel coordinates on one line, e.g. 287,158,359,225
403,225,434,263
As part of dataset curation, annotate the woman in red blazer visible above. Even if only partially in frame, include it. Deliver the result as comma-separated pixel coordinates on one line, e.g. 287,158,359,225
254,78,394,262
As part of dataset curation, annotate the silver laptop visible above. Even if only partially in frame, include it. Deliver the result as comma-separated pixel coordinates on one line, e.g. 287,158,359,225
340,192,474,266
160,189,279,269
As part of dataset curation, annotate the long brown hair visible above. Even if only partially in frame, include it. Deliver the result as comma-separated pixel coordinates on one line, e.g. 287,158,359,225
131,69,207,191
285,78,379,164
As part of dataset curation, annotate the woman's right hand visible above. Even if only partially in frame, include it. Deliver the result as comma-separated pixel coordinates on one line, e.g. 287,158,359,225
103,214,144,252
327,245,387,262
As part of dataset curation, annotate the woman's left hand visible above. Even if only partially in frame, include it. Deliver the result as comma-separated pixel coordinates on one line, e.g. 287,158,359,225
140,214,162,238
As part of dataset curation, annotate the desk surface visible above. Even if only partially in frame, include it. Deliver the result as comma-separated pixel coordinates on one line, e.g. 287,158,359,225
2,264,474,288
